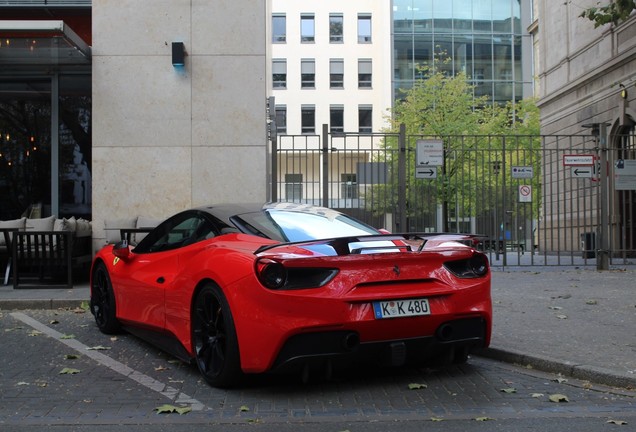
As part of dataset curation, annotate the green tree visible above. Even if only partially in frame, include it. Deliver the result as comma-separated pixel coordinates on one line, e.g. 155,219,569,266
580,0,636,28
368,66,540,234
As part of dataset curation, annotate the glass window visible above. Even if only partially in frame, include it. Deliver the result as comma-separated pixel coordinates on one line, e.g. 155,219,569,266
301,105,315,134
358,14,372,43
272,14,286,43
285,174,303,201
272,59,287,89
301,59,315,88
341,173,358,199
358,105,372,133
275,105,287,134
301,14,315,43
330,105,344,134
358,59,372,88
330,14,343,43
137,213,216,253
330,59,344,88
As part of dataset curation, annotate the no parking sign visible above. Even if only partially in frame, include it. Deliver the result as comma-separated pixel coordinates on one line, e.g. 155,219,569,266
518,185,532,203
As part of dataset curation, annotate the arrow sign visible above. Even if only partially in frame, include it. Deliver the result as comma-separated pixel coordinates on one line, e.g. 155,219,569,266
415,166,438,179
571,167,593,178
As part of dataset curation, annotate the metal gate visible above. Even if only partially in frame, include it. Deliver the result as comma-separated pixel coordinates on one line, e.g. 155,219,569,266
271,124,636,268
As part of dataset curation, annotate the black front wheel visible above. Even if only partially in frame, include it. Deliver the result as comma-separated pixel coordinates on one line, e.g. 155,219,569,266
90,262,121,334
191,283,242,388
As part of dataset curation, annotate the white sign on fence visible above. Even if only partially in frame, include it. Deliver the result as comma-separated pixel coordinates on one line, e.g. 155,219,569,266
615,159,636,190
511,166,533,179
518,185,532,203
416,139,444,166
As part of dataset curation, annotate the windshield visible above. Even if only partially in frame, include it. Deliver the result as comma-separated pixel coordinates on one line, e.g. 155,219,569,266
231,209,379,242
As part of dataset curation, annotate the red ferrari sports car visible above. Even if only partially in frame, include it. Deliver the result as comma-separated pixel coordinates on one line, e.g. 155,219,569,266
90,203,491,387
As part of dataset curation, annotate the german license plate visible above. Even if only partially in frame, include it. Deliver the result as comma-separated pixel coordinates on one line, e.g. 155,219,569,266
373,298,431,319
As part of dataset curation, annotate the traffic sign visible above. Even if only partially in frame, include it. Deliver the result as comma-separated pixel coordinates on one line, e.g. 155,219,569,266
415,166,438,179
563,154,595,166
571,167,593,178
518,185,532,203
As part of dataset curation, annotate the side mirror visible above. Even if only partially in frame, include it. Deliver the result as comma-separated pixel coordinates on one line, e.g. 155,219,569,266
112,240,133,261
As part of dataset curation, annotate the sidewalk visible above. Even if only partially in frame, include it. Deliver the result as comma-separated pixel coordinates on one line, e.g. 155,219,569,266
1,268,635,389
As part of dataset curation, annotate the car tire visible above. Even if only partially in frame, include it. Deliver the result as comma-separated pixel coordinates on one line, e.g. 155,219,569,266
192,283,242,388
90,262,121,334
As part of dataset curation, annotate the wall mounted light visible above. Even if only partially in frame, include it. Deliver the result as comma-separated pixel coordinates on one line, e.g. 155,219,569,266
172,42,185,67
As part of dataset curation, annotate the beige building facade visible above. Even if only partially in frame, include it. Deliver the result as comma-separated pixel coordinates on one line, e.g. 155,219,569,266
91,0,268,246
533,0,636,256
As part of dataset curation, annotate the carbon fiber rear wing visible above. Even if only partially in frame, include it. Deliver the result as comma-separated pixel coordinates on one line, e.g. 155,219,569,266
254,233,487,256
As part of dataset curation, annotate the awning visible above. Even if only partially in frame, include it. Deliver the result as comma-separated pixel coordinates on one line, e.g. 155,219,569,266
0,20,91,66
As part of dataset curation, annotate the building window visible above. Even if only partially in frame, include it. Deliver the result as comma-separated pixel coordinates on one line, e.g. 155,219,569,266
330,59,344,88
301,105,315,134
285,174,303,201
330,105,344,134
341,173,358,199
358,59,372,88
301,14,315,43
358,14,372,43
301,59,315,88
272,59,287,89
358,105,372,133
330,14,343,43
272,14,286,43
275,105,287,134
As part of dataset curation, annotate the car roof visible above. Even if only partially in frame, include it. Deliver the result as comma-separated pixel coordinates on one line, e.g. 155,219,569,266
194,202,340,226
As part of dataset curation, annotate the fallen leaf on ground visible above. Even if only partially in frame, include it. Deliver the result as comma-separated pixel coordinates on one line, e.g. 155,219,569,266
239,405,250,412
474,416,494,421
59,368,81,375
500,387,517,394
607,420,628,425
154,404,192,415
60,334,76,339
586,300,598,305
531,393,544,398
64,354,79,360
408,383,428,390
549,394,569,403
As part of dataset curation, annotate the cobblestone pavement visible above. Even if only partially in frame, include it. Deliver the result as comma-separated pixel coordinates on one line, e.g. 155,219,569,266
1,309,635,429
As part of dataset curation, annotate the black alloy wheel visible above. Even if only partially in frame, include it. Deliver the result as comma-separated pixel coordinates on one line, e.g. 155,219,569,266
90,262,121,334
192,283,242,387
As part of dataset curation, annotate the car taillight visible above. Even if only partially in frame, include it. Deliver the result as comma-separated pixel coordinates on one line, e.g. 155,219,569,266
256,258,287,289
255,258,339,290
444,253,489,278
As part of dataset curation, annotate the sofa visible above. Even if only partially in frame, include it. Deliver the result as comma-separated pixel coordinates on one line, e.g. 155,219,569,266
0,216,92,289
103,216,162,245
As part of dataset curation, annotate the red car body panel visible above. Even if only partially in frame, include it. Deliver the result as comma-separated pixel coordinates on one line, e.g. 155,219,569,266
93,230,491,374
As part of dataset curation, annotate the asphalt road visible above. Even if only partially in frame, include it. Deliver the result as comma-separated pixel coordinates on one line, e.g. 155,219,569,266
1,308,635,431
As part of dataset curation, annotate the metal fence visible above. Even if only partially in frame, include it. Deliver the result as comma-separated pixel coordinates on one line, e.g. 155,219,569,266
271,125,636,268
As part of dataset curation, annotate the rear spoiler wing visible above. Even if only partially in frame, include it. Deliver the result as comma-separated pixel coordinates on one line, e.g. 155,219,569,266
254,233,487,256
